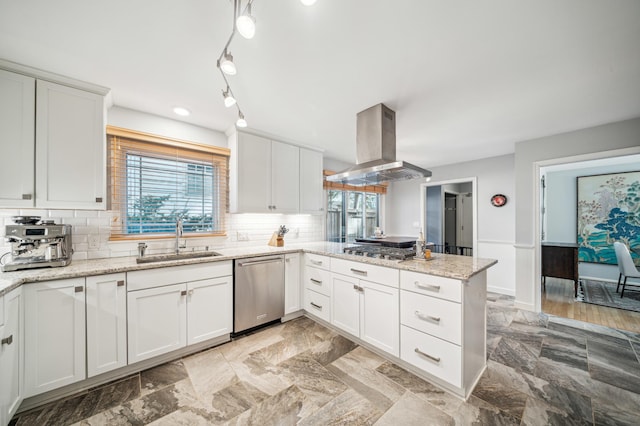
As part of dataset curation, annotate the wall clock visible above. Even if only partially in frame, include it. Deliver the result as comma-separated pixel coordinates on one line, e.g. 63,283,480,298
491,194,507,207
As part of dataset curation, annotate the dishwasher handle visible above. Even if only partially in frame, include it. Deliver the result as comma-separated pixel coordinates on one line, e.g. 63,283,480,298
237,257,283,267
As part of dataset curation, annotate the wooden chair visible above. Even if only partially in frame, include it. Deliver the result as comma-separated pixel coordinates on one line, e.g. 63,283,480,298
613,242,640,298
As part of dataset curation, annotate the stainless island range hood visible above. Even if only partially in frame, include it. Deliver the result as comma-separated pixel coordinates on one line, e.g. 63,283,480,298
326,103,431,186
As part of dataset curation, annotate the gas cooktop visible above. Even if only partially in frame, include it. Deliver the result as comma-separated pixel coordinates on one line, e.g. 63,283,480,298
343,244,415,260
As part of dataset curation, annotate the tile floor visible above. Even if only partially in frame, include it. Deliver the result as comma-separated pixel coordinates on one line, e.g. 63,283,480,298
10,293,640,425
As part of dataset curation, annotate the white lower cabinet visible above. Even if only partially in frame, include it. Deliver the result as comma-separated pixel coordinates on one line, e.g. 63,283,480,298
128,283,187,364
24,278,86,397
86,273,127,377
127,262,233,364
284,253,301,315
1,288,23,425
187,277,232,345
331,272,399,357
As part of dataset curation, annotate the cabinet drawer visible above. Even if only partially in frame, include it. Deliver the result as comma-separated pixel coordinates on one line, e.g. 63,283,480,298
401,325,461,387
331,258,399,287
127,261,232,291
305,253,330,270
400,271,461,302
304,266,332,296
401,291,461,345
304,288,330,323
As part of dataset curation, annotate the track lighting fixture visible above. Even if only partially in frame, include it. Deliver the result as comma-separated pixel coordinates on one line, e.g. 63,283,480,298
217,0,317,128
223,88,237,108
236,112,247,128
236,4,256,39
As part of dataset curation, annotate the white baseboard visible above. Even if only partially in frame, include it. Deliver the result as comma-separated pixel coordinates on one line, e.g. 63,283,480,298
514,300,535,312
487,286,515,296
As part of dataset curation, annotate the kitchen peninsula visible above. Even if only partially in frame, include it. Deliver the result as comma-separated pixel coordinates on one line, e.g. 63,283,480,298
0,241,496,419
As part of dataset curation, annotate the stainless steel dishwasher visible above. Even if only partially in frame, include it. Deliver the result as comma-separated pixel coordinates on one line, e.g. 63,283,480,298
234,255,285,333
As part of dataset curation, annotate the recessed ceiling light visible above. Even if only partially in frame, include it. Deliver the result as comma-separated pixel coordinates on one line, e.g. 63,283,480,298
300,0,317,5
173,107,190,117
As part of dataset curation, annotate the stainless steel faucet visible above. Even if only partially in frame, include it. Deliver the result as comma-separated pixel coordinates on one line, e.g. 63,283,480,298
175,217,186,254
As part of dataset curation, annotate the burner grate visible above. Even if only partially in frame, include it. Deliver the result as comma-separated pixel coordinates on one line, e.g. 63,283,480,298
343,245,415,260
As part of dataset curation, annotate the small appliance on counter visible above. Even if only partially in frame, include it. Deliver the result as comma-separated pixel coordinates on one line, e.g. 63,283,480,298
1,216,73,272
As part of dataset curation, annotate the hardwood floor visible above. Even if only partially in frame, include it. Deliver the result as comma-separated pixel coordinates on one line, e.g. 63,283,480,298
542,277,640,333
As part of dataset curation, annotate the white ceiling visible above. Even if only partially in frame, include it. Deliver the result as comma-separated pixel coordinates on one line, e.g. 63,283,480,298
1,0,639,168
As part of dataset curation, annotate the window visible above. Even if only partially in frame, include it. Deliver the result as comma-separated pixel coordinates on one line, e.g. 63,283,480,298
326,189,380,242
107,126,229,239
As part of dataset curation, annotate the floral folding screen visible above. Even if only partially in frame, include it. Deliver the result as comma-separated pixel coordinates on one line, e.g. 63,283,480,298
577,171,640,265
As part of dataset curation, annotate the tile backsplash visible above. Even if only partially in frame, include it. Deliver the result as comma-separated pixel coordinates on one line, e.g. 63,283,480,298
0,209,325,261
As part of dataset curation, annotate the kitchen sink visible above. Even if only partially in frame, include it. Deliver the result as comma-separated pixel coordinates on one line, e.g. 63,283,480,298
136,250,223,264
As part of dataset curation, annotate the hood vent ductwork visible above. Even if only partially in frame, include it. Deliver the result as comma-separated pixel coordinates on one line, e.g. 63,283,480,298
326,103,432,186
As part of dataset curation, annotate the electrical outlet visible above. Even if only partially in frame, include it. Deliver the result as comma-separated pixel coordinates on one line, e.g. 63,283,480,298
88,234,100,249
237,231,250,241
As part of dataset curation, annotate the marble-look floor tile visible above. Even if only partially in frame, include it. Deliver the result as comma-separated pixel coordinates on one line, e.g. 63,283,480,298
533,357,600,399
374,391,453,426
512,309,548,327
539,335,589,372
471,373,529,420
248,331,314,366
140,360,189,395
308,333,358,366
483,360,593,422
227,384,316,426
587,339,640,394
487,306,517,328
278,352,349,407
521,396,593,426
489,336,541,374
449,395,520,426
592,395,640,426
547,320,632,350
299,389,383,426
226,351,293,396
207,381,269,422
183,347,238,400
375,361,463,415
219,329,284,362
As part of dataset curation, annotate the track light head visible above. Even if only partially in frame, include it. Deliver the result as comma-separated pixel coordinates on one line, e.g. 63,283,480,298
236,5,256,39
218,51,237,75
236,112,248,128
222,88,237,108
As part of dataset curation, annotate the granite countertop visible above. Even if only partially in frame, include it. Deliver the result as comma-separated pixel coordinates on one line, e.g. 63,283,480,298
0,241,497,296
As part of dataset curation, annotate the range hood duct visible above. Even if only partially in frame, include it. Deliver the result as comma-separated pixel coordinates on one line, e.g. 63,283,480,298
326,103,431,186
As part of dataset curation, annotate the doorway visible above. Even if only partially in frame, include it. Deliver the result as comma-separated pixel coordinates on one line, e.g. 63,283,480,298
421,177,477,256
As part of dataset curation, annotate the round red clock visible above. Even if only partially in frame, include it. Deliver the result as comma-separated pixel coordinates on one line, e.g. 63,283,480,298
491,194,507,207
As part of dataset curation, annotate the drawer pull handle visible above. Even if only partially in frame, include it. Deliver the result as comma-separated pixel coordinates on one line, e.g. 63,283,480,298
181,290,187,296
75,286,84,293
415,282,440,292
310,278,322,285
310,260,323,265
414,348,440,363
415,311,441,323
22,194,32,200
1,335,13,346
117,280,125,287
310,302,322,310
350,268,368,276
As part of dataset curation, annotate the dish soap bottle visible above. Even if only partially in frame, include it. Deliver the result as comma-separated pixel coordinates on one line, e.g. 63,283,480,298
416,229,425,258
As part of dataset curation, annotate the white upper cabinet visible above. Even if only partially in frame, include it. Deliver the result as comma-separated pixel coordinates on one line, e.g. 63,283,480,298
0,69,35,208
35,80,106,209
0,62,108,210
230,131,323,214
299,148,324,214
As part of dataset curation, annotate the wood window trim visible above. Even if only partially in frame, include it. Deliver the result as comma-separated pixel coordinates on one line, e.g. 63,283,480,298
107,126,229,241
323,170,388,194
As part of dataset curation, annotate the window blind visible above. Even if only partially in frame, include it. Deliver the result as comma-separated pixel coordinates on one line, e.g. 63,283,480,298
107,126,230,240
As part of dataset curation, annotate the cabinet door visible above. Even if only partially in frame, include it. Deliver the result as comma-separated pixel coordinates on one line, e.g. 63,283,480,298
1,288,23,421
128,283,187,364
299,148,323,214
24,278,86,397
331,274,360,337
187,276,232,345
271,140,299,213
0,69,35,207
360,280,399,357
86,273,127,377
284,253,301,315
235,132,271,213
35,80,105,209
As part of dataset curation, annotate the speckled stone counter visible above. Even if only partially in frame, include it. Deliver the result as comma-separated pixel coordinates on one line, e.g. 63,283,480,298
0,241,497,296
